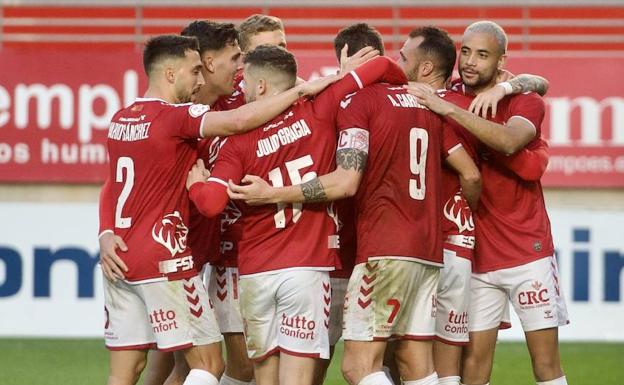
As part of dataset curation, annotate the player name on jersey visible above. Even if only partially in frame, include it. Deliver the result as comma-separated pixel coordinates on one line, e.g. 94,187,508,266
386,91,427,110
256,118,312,158
108,120,151,142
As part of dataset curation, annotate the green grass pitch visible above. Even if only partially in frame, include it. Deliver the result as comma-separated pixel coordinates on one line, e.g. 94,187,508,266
0,339,622,385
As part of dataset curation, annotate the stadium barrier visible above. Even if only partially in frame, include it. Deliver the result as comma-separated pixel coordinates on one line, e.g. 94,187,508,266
0,202,622,340
0,51,622,187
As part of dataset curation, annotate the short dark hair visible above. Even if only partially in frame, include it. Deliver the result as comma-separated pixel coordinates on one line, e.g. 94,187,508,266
181,20,238,55
143,35,199,75
408,26,457,80
238,14,284,52
244,45,297,86
333,23,385,61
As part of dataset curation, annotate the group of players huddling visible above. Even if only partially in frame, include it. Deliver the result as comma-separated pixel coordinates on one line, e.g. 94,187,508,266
98,13,569,385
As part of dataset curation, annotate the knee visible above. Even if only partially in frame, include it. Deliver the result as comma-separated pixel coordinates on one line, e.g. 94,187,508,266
531,357,562,381
341,359,364,385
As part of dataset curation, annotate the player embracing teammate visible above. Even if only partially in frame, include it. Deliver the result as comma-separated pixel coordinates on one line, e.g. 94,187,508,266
99,14,568,385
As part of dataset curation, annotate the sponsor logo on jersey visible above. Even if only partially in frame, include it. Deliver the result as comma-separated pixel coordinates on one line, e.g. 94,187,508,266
188,104,210,118
149,308,179,333
152,211,189,257
518,280,550,308
280,313,316,340
444,309,468,335
443,193,475,234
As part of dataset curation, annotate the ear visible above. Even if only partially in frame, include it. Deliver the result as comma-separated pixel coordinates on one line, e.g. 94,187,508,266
165,65,176,84
420,60,435,77
497,54,507,71
257,78,267,96
202,55,215,74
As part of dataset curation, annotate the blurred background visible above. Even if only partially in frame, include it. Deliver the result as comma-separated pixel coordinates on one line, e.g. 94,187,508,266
0,0,623,380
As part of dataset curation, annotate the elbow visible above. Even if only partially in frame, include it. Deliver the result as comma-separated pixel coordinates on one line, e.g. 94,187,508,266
501,140,524,156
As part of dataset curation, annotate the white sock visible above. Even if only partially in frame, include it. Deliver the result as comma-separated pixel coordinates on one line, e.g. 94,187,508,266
358,371,394,385
382,366,396,385
403,372,439,385
439,376,461,385
219,374,254,385
537,376,567,385
183,369,219,385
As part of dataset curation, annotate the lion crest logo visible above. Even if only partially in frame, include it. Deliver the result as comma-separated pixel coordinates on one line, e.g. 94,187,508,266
443,192,475,234
152,211,189,257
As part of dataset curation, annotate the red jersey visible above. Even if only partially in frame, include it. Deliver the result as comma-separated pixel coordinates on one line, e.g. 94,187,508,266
439,90,480,260
330,199,357,279
104,98,209,282
336,84,461,266
451,83,554,272
187,136,223,270
208,93,345,276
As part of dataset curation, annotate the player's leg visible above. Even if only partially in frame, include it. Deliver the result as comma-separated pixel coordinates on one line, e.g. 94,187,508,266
103,274,156,385
342,340,388,385
461,271,507,385
142,351,175,385
163,351,190,385
253,355,279,385
434,250,472,385
108,350,149,385
504,256,569,384
274,270,331,385
209,266,255,384
525,328,566,383
238,273,281,385
138,276,224,385
222,333,254,384
391,262,439,383
382,341,400,384
312,276,348,385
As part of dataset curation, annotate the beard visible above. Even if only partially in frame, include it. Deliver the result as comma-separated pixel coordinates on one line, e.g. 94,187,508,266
459,66,497,88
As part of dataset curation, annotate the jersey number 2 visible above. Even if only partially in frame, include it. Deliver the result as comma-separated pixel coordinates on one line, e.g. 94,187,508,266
115,157,134,228
409,127,429,200
268,155,317,228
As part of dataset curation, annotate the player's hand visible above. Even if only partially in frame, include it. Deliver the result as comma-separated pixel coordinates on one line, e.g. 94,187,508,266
404,82,455,116
227,175,274,205
186,159,210,190
496,69,515,82
99,232,128,282
297,74,340,98
339,44,380,75
469,84,506,118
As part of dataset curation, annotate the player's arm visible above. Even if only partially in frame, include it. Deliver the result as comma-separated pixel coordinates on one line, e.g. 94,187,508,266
227,128,369,205
469,74,549,118
488,138,549,181
186,159,230,217
407,88,536,155
97,179,128,282
200,74,340,138
445,146,482,211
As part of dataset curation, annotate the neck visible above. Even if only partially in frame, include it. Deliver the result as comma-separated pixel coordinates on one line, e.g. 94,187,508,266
194,83,222,106
143,82,176,104
426,72,448,91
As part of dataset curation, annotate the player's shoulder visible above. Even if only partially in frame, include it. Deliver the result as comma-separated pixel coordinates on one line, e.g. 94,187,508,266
439,88,472,108
507,90,545,110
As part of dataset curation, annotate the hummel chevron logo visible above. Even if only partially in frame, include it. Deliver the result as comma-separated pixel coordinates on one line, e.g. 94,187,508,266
358,298,372,309
362,274,377,285
183,282,196,294
190,307,203,318
187,294,200,306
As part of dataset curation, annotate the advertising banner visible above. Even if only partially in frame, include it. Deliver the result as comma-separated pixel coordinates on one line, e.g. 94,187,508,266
0,203,622,340
0,49,623,186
